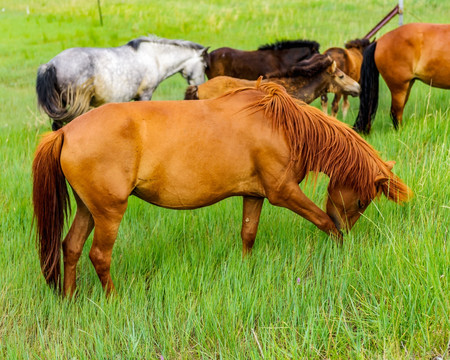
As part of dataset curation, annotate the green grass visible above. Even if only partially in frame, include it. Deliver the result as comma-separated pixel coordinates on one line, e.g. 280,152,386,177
0,0,449,358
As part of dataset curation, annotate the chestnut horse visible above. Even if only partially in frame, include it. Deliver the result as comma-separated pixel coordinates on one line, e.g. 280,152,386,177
32,82,411,296
354,23,450,133
186,54,360,102
321,38,371,118
206,39,319,79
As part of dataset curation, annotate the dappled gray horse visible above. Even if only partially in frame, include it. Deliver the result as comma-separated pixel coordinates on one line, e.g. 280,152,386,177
36,35,209,130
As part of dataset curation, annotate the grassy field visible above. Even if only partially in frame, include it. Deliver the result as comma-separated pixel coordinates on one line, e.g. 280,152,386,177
0,0,449,358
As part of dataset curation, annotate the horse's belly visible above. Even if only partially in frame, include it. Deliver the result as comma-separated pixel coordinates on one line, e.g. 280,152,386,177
133,173,264,210
415,60,450,89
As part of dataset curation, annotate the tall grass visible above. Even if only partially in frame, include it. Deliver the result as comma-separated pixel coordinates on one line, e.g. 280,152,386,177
0,0,449,358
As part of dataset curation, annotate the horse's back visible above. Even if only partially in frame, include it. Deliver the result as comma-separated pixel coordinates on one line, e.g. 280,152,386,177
47,46,134,86
197,76,256,99
378,23,450,51
376,23,450,87
60,97,287,208
48,48,94,81
207,47,271,79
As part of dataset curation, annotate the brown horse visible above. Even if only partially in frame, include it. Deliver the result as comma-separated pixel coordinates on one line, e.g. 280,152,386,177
186,54,361,102
354,23,450,133
206,39,319,79
321,38,371,118
32,82,411,296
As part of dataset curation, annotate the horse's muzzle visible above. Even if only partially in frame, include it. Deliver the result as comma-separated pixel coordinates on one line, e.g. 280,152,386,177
346,83,361,97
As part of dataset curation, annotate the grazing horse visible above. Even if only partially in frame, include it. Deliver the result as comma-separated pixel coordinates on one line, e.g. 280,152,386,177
321,38,371,118
185,54,360,102
32,82,411,296
354,23,450,133
36,35,209,130
206,39,319,79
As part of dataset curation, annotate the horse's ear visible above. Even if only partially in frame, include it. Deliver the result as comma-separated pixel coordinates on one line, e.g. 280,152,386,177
202,47,210,55
385,160,396,171
375,160,395,185
255,76,263,88
330,60,337,73
374,174,389,186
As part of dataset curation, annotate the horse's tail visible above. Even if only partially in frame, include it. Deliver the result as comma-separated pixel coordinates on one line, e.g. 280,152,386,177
32,130,71,291
36,64,93,129
353,42,379,134
184,85,199,100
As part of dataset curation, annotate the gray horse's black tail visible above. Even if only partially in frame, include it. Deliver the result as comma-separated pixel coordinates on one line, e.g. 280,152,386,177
36,64,93,130
353,42,379,134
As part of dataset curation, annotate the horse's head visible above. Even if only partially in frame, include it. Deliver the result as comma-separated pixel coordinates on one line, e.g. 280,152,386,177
182,47,209,85
325,183,372,232
327,60,361,96
325,160,412,232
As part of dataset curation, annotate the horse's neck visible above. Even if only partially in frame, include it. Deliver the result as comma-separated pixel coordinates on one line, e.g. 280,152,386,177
301,116,372,183
274,75,327,103
142,43,197,80
348,47,364,57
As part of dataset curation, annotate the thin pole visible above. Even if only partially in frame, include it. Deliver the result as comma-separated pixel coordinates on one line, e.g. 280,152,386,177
398,0,404,25
363,5,400,39
97,0,103,26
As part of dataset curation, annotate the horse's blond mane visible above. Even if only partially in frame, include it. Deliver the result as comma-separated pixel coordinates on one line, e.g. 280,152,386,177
226,82,411,203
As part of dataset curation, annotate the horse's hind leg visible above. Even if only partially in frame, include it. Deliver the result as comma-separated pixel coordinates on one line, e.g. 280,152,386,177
389,80,414,129
62,193,94,297
89,201,128,296
241,196,264,256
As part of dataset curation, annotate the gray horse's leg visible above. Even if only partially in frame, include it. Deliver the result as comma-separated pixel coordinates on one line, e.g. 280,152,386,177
138,89,153,101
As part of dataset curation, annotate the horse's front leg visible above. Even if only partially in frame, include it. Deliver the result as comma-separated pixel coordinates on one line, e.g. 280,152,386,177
241,196,264,256
137,88,154,101
266,182,343,244
331,93,342,118
320,94,328,115
341,95,350,119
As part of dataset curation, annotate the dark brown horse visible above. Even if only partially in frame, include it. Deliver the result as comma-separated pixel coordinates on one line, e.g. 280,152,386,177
185,54,360,102
354,23,450,133
205,39,319,79
321,38,371,118
32,82,411,296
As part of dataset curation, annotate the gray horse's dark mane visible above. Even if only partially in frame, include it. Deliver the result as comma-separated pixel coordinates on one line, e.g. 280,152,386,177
127,35,205,51
266,53,332,78
258,39,320,52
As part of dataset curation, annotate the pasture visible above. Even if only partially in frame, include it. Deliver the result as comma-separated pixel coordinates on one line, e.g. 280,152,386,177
0,0,449,358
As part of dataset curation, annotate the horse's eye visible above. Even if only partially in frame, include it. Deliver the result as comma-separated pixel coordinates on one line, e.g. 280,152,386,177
339,74,344,79
358,200,365,209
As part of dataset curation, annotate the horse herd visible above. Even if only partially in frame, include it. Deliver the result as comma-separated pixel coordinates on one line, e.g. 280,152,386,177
32,23,448,296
